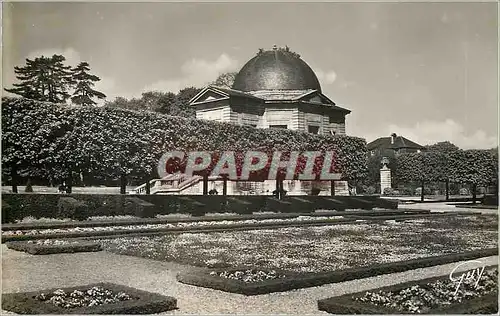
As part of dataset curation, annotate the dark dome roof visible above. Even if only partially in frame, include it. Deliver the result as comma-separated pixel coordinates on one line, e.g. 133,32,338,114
232,50,322,92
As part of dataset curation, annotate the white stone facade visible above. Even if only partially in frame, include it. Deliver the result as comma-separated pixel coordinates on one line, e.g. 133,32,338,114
195,106,346,136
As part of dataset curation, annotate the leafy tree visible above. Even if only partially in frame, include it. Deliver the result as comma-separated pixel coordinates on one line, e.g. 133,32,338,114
156,92,177,115
425,141,460,152
1,98,72,192
395,149,498,202
105,87,201,118
211,72,238,89
141,91,165,112
70,62,106,106
104,97,146,111
172,87,202,118
450,149,498,203
5,55,73,103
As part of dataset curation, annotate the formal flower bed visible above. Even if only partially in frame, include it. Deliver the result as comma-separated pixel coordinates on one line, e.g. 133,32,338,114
2,282,177,314
14,216,75,224
34,286,134,309
6,239,102,255
99,215,497,273
354,268,498,313
209,269,287,283
204,212,240,217
26,239,79,246
1,216,345,237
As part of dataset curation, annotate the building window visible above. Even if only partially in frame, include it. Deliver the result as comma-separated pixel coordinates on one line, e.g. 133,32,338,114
269,125,287,129
308,125,320,134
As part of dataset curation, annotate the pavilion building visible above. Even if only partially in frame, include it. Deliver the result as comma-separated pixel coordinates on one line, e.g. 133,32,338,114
188,46,351,195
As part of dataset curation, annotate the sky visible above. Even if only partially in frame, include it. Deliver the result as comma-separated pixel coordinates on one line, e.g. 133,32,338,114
2,2,498,149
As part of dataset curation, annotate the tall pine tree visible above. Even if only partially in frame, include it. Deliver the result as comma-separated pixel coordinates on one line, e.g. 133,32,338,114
5,54,73,103
70,62,106,106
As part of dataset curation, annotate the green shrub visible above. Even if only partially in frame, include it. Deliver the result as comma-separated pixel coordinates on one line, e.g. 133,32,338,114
383,188,400,196
364,186,376,195
57,197,89,221
415,187,432,196
24,179,33,193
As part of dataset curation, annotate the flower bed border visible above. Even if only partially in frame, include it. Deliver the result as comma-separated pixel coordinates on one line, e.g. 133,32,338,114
176,248,498,295
5,240,102,255
1,282,177,314
317,265,498,314
1,217,363,242
176,266,301,295
1,211,472,243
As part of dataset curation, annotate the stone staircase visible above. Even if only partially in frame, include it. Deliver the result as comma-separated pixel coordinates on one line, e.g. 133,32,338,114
132,174,204,195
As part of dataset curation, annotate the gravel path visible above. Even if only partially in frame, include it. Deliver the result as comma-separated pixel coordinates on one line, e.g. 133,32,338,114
2,244,497,314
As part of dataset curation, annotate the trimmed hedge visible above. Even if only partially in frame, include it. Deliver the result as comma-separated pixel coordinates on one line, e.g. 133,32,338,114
483,194,498,206
176,248,498,295
1,194,399,223
1,282,177,314
317,266,498,314
2,97,368,184
5,240,102,255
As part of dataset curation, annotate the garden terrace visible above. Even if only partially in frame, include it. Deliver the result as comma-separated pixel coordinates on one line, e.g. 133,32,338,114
97,214,497,274
1,194,398,223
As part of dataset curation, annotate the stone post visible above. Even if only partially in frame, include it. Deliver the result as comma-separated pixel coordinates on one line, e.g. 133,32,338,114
380,157,391,195
223,176,228,195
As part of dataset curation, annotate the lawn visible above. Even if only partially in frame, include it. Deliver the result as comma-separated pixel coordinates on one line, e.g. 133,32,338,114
98,215,497,273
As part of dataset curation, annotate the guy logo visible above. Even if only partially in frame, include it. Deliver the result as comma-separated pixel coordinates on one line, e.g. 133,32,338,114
449,260,485,296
